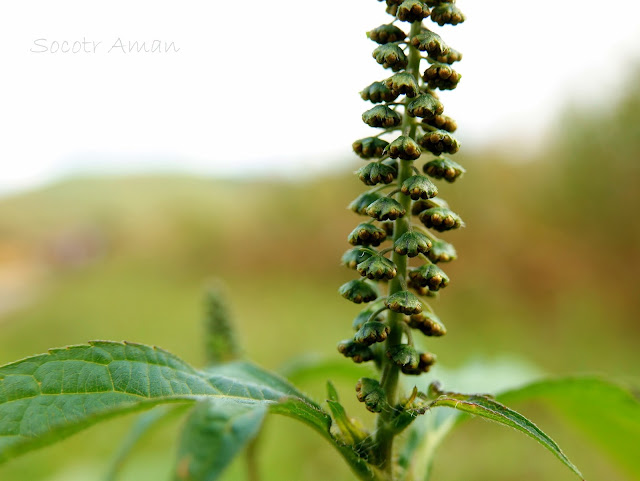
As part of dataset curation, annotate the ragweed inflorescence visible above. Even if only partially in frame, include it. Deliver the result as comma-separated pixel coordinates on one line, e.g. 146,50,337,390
339,0,466,472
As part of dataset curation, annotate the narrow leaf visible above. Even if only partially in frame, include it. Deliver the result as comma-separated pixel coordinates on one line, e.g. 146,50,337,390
499,377,640,479
397,358,543,481
327,380,340,402
431,389,584,480
174,399,267,481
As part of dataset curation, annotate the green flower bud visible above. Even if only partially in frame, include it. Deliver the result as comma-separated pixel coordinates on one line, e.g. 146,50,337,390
408,263,449,291
418,129,460,155
393,231,432,257
342,247,373,270
339,280,379,304
430,3,466,26
407,276,434,297
354,321,391,345
337,339,375,363
352,307,385,330
401,352,437,375
423,114,457,133
353,137,390,160
423,63,461,90
360,81,399,104
384,72,420,98
362,105,403,128
349,191,382,215
407,94,444,119
411,197,448,215
357,162,397,186
385,290,422,314
386,344,419,369
357,254,397,280
419,206,464,231
407,311,447,336
369,24,407,44
423,156,465,182
401,175,438,200
356,378,387,413
384,136,422,160
348,223,388,247
427,239,457,263
434,47,462,64
372,44,408,71
424,0,446,6
397,0,430,22
410,30,449,57
366,197,407,221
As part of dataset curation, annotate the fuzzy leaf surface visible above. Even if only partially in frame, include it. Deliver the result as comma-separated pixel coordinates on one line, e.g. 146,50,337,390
0,342,382,481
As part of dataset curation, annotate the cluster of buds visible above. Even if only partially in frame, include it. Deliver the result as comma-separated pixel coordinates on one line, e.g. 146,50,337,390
339,0,465,416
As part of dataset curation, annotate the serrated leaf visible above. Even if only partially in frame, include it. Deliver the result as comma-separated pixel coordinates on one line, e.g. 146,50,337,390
174,399,267,481
397,358,544,481
431,390,584,480
499,377,640,479
0,342,383,481
0,342,275,462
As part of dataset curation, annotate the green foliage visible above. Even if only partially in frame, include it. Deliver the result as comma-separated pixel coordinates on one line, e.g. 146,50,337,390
2,2,637,481
281,356,625,480
104,405,187,481
203,284,241,365
0,344,326,466
174,400,267,481
429,385,584,479
499,378,640,480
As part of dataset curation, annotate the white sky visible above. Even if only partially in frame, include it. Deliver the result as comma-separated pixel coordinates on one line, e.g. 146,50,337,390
0,0,639,194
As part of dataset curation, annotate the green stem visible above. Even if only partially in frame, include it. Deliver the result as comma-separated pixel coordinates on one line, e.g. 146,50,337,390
413,223,440,242
374,19,423,480
368,306,390,324
246,436,261,481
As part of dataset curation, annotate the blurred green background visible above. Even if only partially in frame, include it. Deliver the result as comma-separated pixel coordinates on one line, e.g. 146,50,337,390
0,75,639,481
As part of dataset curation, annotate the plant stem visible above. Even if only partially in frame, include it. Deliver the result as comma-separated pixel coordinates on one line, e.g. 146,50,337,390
374,20,423,480
246,436,261,481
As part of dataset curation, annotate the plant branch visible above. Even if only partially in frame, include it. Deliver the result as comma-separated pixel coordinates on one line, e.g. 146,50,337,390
373,19,424,480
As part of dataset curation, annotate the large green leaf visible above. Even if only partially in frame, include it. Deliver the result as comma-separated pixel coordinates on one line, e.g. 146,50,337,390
174,399,267,481
430,388,584,480
0,342,382,481
0,341,273,462
499,377,640,479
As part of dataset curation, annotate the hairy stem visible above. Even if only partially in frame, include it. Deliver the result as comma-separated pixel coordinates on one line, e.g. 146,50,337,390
374,19,423,479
